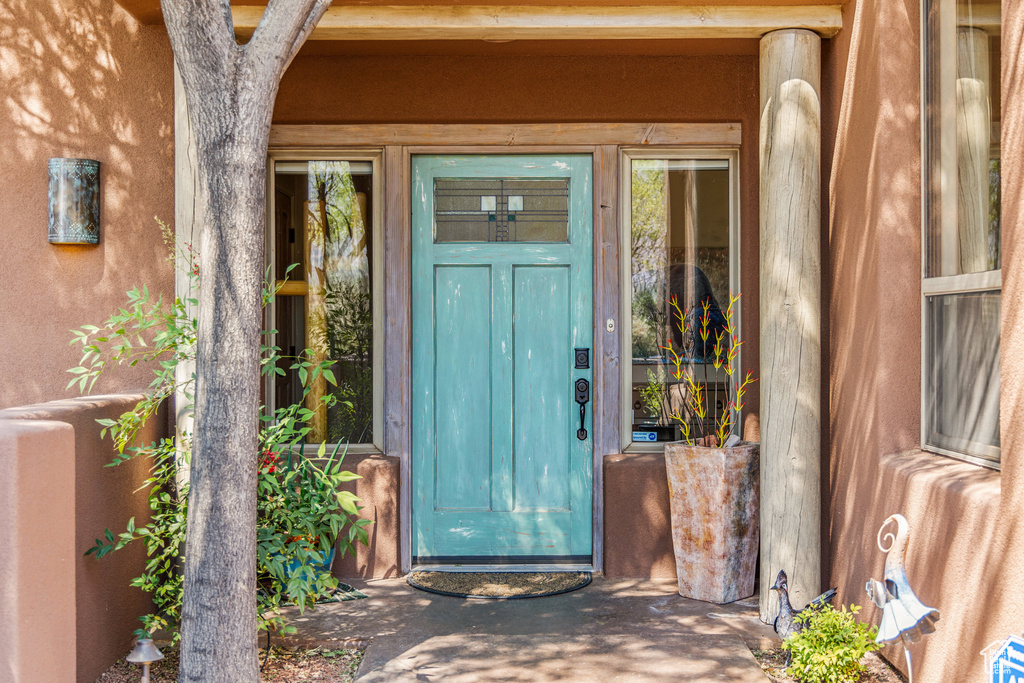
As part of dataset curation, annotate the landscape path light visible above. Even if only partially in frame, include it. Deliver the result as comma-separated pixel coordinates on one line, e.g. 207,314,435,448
125,637,164,683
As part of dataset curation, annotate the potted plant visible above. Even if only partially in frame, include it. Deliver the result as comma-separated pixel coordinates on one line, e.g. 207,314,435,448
647,292,758,604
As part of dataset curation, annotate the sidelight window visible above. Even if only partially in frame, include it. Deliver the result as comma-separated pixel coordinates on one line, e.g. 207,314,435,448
621,150,740,450
269,155,383,449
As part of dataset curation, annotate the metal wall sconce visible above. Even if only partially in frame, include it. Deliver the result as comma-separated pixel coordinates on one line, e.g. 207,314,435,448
48,158,100,244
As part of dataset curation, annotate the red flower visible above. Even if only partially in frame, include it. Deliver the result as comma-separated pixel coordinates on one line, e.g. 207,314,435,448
259,449,279,473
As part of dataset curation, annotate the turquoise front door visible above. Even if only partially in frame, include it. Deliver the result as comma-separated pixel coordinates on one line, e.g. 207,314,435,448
412,154,593,564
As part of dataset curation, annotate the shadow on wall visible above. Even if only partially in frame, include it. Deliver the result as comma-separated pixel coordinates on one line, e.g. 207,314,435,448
603,453,676,579
826,0,924,629
0,0,174,409
826,0,1024,681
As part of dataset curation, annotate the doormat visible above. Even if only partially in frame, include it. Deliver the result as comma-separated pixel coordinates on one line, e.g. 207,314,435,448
406,571,592,600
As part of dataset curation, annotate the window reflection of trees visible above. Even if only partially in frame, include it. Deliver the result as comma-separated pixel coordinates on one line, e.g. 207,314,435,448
630,162,669,361
629,159,732,440
630,161,730,361
307,162,374,445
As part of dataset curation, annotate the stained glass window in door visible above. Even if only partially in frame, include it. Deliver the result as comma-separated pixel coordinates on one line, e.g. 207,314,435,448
434,178,569,243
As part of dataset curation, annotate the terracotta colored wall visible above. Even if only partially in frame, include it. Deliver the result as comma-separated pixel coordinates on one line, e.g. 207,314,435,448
603,453,676,578
992,0,1024,671
0,0,174,409
276,51,762,415
826,1,1024,680
0,395,159,682
331,453,403,579
0,419,77,683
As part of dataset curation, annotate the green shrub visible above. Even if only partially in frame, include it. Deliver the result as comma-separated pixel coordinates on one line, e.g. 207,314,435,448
73,226,371,641
782,604,881,683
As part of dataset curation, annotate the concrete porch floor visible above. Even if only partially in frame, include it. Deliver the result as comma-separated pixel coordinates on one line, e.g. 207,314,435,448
277,577,780,681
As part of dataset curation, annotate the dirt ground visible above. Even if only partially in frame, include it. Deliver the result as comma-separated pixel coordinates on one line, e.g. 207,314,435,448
95,646,364,682
753,649,907,683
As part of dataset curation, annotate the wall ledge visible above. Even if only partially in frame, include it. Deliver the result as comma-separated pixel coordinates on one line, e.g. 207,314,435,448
0,392,149,421
880,449,1001,504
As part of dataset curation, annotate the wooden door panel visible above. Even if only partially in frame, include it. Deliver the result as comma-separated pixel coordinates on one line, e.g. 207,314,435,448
513,265,572,511
433,264,492,510
412,154,593,563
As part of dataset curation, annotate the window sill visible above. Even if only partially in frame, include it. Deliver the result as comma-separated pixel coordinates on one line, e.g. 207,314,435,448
921,443,1000,471
300,443,384,457
880,449,1001,503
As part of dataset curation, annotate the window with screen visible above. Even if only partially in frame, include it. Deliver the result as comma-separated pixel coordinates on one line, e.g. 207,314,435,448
922,0,1001,465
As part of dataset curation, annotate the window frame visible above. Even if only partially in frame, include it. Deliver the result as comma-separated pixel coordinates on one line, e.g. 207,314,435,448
265,148,386,454
618,147,741,452
920,0,1001,469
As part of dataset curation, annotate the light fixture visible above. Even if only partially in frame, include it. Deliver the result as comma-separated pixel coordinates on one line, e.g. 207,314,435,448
48,158,100,244
125,638,164,683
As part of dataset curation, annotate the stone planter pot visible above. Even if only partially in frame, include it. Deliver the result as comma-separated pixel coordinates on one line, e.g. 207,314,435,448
664,441,760,604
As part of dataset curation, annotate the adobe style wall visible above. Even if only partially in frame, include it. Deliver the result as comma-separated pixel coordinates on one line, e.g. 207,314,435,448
825,1,1024,681
275,49,765,582
275,49,763,408
0,419,76,683
0,0,175,410
0,394,160,683
330,453,403,579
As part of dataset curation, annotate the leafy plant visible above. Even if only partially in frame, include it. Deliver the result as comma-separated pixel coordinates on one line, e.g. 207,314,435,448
782,604,882,683
649,292,756,445
73,224,370,641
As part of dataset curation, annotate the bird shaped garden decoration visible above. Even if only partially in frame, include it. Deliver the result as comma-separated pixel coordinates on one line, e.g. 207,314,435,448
770,569,838,641
865,514,939,683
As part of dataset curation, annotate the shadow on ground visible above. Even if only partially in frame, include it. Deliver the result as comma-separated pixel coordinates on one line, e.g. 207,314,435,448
275,577,778,682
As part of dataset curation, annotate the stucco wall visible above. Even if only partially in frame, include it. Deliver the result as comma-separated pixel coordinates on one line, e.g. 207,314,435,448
826,1,1024,680
0,395,160,683
276,50,763,415
0,0,174,409
0,419,76,683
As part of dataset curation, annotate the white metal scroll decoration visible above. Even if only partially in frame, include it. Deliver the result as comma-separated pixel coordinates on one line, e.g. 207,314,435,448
865,513,940,683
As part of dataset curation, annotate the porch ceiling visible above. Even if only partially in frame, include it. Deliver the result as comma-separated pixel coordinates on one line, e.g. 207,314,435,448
116,1,842,41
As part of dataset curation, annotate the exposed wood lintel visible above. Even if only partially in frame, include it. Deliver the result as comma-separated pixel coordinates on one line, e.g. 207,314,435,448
270,123,742,148
233,6,842,41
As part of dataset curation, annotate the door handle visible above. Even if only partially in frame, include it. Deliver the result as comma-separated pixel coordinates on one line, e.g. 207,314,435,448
575,378,590,441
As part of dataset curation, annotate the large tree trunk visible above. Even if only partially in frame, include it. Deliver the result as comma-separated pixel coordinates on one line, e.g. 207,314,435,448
159,1,328,680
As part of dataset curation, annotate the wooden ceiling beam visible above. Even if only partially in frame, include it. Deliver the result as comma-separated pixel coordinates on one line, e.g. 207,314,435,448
268,122,743,147
232,5,843,41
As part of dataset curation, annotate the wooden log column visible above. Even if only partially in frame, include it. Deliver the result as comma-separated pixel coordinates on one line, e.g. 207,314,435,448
758,28,822,622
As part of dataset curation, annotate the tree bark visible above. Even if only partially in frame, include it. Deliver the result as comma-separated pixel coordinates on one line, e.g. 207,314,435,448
159,1,329,680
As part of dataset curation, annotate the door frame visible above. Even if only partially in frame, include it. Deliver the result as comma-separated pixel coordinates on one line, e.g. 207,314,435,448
265,123,744,573
410,153,595,568
402,145,610,573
